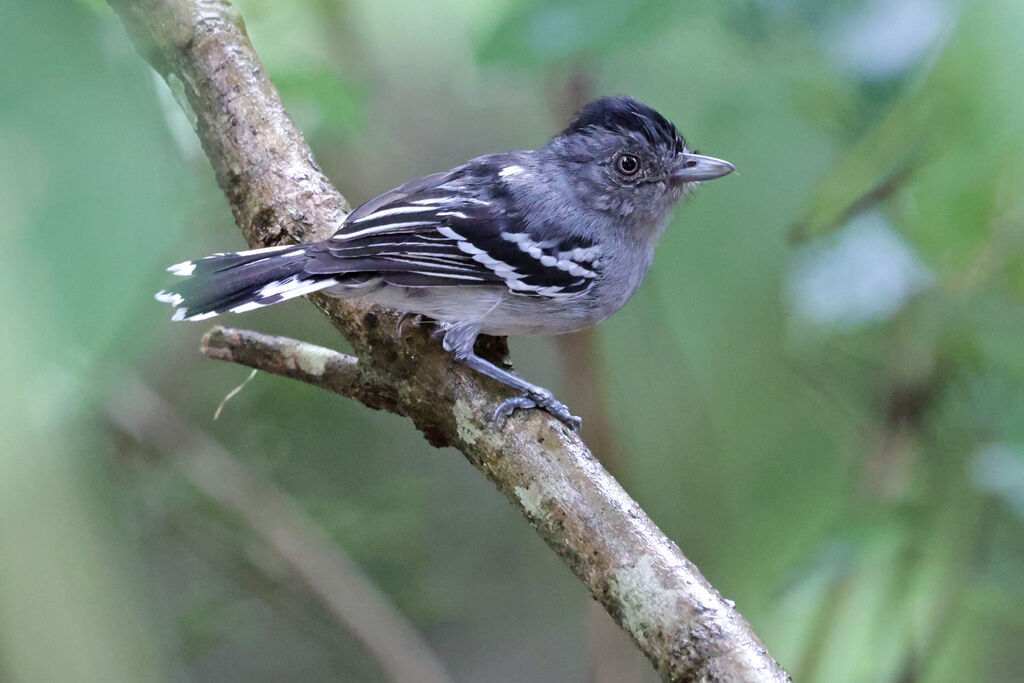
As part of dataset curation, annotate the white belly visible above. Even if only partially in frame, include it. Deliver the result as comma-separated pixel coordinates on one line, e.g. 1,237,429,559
326,282,613,336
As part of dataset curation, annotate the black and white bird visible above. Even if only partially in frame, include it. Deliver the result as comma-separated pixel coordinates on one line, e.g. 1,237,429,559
157,96,735,430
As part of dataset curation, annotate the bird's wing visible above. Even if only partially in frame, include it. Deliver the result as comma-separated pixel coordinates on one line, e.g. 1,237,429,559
307,162,602,297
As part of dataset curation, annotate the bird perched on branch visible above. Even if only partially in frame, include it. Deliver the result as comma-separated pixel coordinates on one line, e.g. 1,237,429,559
157,96,735,431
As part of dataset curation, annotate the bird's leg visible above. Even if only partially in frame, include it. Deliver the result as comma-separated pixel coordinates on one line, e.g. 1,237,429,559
442,322,582,432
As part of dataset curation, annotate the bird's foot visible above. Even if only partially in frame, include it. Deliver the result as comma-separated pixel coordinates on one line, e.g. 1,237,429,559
493,388,582,433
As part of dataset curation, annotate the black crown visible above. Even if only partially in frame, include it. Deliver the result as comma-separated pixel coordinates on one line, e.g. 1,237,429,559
562,96,686,154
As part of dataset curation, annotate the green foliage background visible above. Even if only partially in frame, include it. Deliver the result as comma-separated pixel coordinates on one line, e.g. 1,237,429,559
1,0,1023,680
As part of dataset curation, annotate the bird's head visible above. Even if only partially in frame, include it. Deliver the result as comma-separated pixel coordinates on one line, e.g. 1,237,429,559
545,96,734,226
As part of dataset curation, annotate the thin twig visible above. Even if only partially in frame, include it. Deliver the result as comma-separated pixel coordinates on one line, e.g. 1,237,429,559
213,367,257,420
201,326,362,398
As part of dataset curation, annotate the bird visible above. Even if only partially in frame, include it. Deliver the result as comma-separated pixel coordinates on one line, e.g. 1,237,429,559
156,96,735,431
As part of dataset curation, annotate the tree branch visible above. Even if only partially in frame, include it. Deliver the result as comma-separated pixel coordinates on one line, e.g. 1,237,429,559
109,1,790,679
201,326,362,397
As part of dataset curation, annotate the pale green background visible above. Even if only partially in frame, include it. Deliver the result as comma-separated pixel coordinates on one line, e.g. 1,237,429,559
2,0,1023,681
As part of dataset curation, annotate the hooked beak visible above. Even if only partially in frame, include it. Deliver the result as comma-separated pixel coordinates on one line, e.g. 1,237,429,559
671,153,736,183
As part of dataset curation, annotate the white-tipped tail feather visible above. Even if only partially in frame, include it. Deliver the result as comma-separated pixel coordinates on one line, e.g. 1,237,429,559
165,244,304,278
167,260,197,276
155,246,333,321
155,290,184,306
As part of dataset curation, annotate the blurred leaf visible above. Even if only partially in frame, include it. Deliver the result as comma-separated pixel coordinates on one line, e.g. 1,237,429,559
792,0,1024,274
476,0,676,65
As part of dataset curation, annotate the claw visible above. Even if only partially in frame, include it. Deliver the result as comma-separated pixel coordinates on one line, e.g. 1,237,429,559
492,393,582,433
563,413,583,433
492,395,538,425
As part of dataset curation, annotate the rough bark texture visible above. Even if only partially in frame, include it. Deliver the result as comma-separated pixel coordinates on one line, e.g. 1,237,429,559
109,1,791,680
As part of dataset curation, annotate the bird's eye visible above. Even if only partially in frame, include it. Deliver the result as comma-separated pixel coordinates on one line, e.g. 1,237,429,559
615,153,641,177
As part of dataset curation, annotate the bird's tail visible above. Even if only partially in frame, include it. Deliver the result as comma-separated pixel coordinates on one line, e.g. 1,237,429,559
155,245,338,321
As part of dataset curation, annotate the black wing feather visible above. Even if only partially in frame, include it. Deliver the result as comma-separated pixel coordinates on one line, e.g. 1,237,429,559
306,157,602,296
